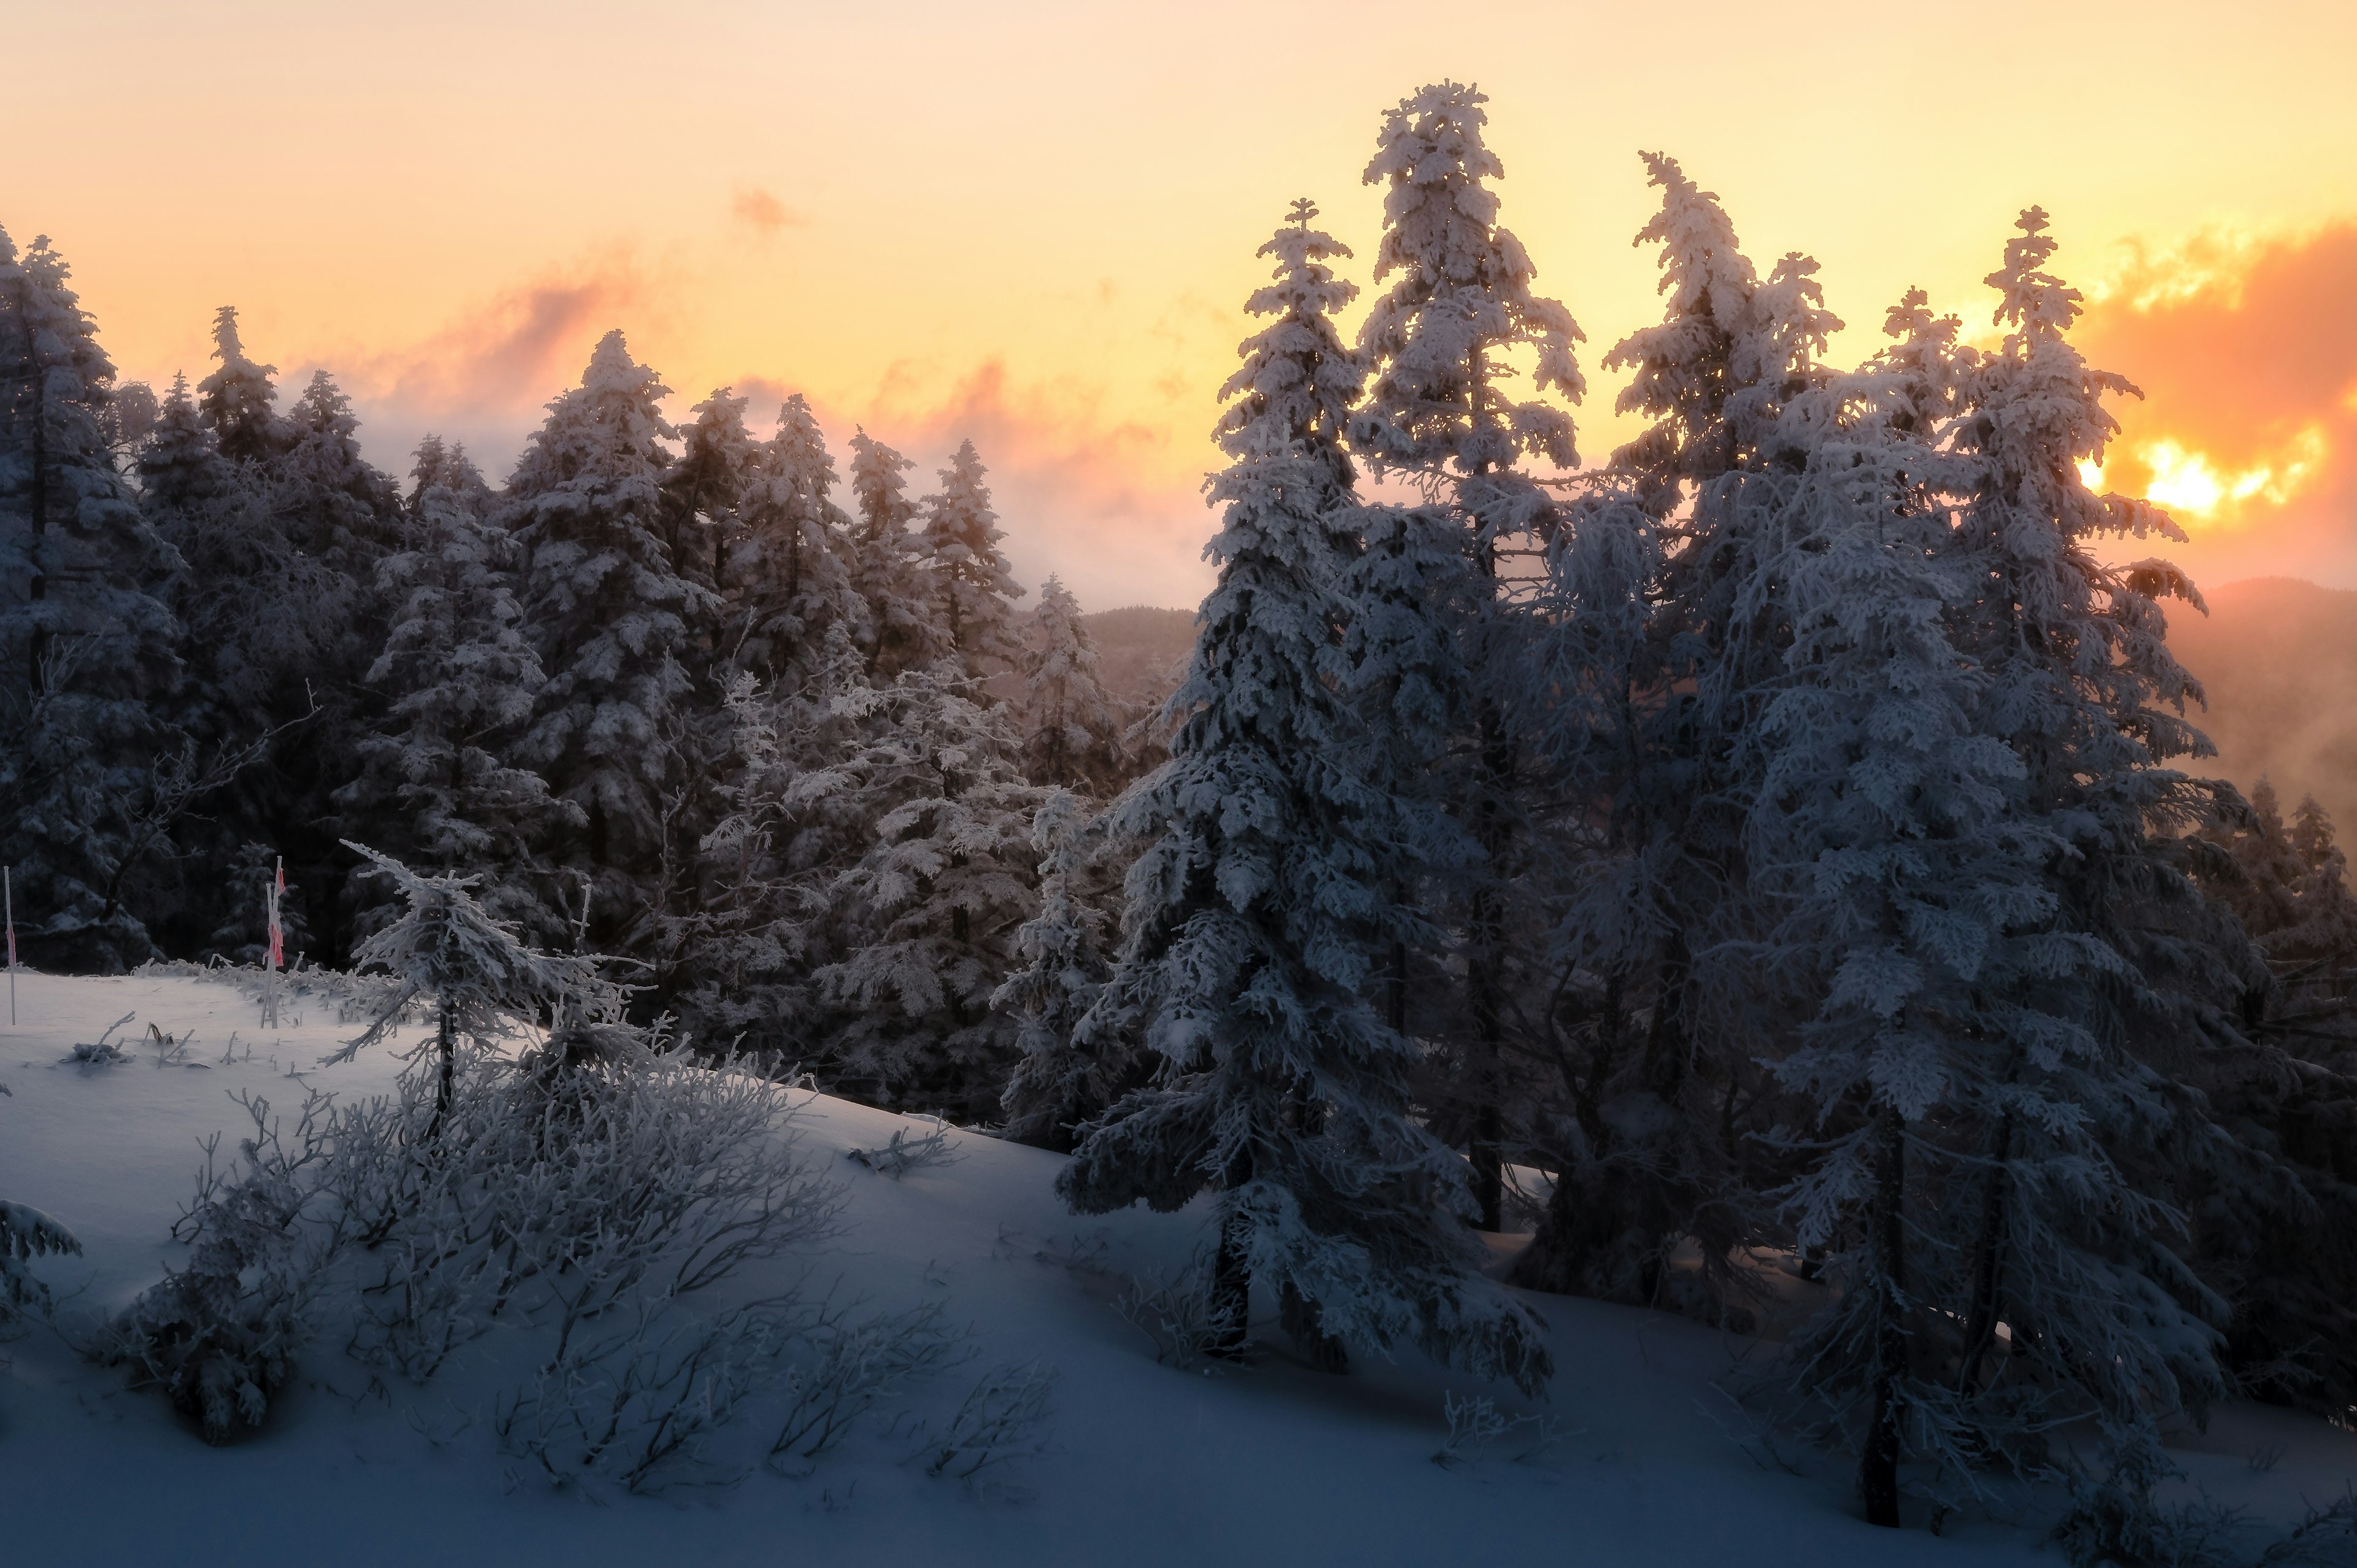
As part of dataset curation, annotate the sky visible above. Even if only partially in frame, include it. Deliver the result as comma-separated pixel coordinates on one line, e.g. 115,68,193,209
9,0,2357,612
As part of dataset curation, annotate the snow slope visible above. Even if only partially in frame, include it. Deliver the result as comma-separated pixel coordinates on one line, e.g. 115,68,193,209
3,972,2351,1567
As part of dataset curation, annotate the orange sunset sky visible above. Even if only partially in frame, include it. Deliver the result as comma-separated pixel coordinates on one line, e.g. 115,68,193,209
10,0,2357,612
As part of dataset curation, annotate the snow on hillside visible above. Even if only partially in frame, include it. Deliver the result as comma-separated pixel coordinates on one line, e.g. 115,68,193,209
3,972,2350,1567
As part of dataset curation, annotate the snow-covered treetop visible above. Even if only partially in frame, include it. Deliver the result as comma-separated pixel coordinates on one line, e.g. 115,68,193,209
850,427,916,542
196,305,285,463
1215,198,1363,498
1353,82,1583,479
1604,153,1842,508
919,438,1023,669
508,329,677,493
3,227,118,415
328,840,625,1064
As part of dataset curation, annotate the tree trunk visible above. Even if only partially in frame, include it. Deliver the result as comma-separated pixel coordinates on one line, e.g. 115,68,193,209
1862,1106,1908,1528
424,994,457,1143
1955,1116,2014,1396
1210,1148,1253,1359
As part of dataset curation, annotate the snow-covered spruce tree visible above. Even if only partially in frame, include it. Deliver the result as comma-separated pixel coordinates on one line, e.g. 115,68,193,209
1016,574,1126,794
331,841,627,1135
1350,81,1585,1229
2183,782,2357,1429
809,662,1048,1118
1601,153,1840,514
678,626,877,1054
1062,200,1549,1388
336,437,577,940
0,226,185,970
1334,498,1482,1075
195,306,290,465
134,374,230,510
847,427,943,678
727,396,868,686
1719,380,2212,1526
659,386,757,604
996,788,1129,1151
1513,155,1843,1306
508,331,714,955
1776,209,2243,1531
916,439,1024,679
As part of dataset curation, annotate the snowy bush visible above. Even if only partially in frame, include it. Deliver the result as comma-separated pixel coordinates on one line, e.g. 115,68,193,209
1430,1391,1557,1469
1111,1252,1231,1373
908,1359,1058,1487
767,1297,974,1473
845,1118,960,1178
1,1195,82,1329
59,1010,137,1066
103,1090,346,1443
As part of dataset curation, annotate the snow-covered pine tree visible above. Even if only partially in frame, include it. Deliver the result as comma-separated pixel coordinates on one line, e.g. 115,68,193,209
1513,155,1842,1304
679,625,875,1054
996,788,1128,1150
1780,209,2244,1531
195,306,288,465
916,439,1023,679
508,330,714,953
1061,200,1549,1389
134,374,228,509
331,841,624,1135
1350,81,1585,1229
338,437,576,938
1015,574,1125,794
808,661,1047,1118
0,226,185,969
660,387,757,603
1602,153,1841,513
846,428,942,678
1335,500,1480,1052
727,396,867,685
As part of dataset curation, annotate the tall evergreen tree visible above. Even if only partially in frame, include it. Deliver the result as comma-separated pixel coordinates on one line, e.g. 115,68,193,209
508,330,714,948
727,396,867,684
1514,155,1841,1304
338,438,574,937
0,226,183,968
1350,80,1585,1228
660,386,757,603
997,788,1127,1149
846,428,940,677
916,439,1023,678
807,662,1045,1118
1016,574,1125,794
1061,201,1548,1389
195,306,288,465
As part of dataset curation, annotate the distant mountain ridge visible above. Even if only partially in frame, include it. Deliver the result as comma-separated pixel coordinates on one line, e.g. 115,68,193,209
1080,605,1195,700
2153,576,2357,830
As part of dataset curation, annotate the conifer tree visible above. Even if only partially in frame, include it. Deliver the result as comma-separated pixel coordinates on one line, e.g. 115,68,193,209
1351,81,1585,1228
728,396,867,684
997,789,1128,1149
847,428,940,676
0,226,184,968
195,306,288,465
338,438,575,937
661,387,757,601
508,330,714,946
916,439,1023,678
1016,574,1124,794
810,662,1046,1117
1061,201,1549,1389
134,374,228,509
1514,155,1840,1303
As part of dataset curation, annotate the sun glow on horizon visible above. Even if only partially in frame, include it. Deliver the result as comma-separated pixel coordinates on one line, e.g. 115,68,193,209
2081,427,2329,530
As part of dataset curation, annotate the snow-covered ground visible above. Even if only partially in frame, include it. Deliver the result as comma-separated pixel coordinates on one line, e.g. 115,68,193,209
4,971,2351,1567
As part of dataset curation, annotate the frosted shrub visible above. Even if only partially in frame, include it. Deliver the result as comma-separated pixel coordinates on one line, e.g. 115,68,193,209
1112,1252,1229,1372
910,1359,1059,1486
1,1197,82,1328
767,1297,975,1473
845,1119,960,1179
106,1091,346,1443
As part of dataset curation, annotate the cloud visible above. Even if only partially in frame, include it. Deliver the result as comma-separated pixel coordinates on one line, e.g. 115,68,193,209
2075,222,2357,581
730,186,807,236
300,251,670,482
729,358,1221,614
